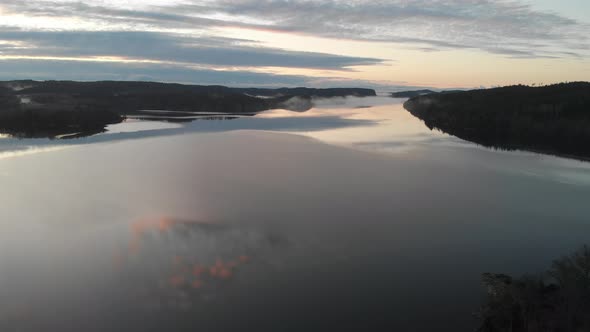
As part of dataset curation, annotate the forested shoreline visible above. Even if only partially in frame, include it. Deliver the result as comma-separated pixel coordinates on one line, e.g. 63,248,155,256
404,83,590,160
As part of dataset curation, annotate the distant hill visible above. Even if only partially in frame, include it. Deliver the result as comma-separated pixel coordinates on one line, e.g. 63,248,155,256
391,89,465,98
4,81,376,99
390,89,436,98
239,87,376,98
403,82,590,160
0,80,376,138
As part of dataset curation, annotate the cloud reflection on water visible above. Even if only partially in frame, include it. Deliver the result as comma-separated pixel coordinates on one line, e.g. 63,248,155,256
0,115,589,331
114,216,286,312
0,97,383,159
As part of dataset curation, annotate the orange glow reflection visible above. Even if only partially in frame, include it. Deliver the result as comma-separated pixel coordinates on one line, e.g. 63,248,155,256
191,280,204,289
169,275,186,288
121,216,255,296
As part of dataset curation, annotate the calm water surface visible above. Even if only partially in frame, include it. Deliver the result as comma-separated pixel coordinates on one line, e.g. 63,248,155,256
0,97,589,331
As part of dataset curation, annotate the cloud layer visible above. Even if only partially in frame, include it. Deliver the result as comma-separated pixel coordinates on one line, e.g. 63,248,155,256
0,30,381,70
183,0,589,58
0,0,588,86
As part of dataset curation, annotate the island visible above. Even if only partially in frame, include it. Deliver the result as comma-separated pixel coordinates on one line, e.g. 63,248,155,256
403,82,590,160
0,80,376,138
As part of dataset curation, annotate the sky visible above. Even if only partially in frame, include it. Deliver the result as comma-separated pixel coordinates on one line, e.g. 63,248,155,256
0,0,588,89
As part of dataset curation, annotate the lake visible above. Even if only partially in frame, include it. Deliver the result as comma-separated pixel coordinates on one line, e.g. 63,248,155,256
0,97,589,331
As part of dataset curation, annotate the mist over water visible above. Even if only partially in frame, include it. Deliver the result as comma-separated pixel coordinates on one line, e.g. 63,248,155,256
0,97,589,331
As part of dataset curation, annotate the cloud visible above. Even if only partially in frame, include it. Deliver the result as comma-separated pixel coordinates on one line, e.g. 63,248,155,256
181,0,588,58
0,1,218,30
2,0,588,59
0,0,588,86
0,59,311,86
0,30,382,70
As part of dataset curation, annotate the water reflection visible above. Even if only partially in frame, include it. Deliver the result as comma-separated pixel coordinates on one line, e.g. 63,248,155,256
0,212,290,331
115,217,282,313
0,98,382,160
1,96,590,170
1,96,589,186
257,97,456,155
0,96,478,159
0,127,108,140
0,97,589,331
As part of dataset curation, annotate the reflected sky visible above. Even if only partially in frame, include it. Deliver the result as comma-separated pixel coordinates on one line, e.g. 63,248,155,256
0,97,589,331
0,95,589,188
258,97,455,155
1,96,589,186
